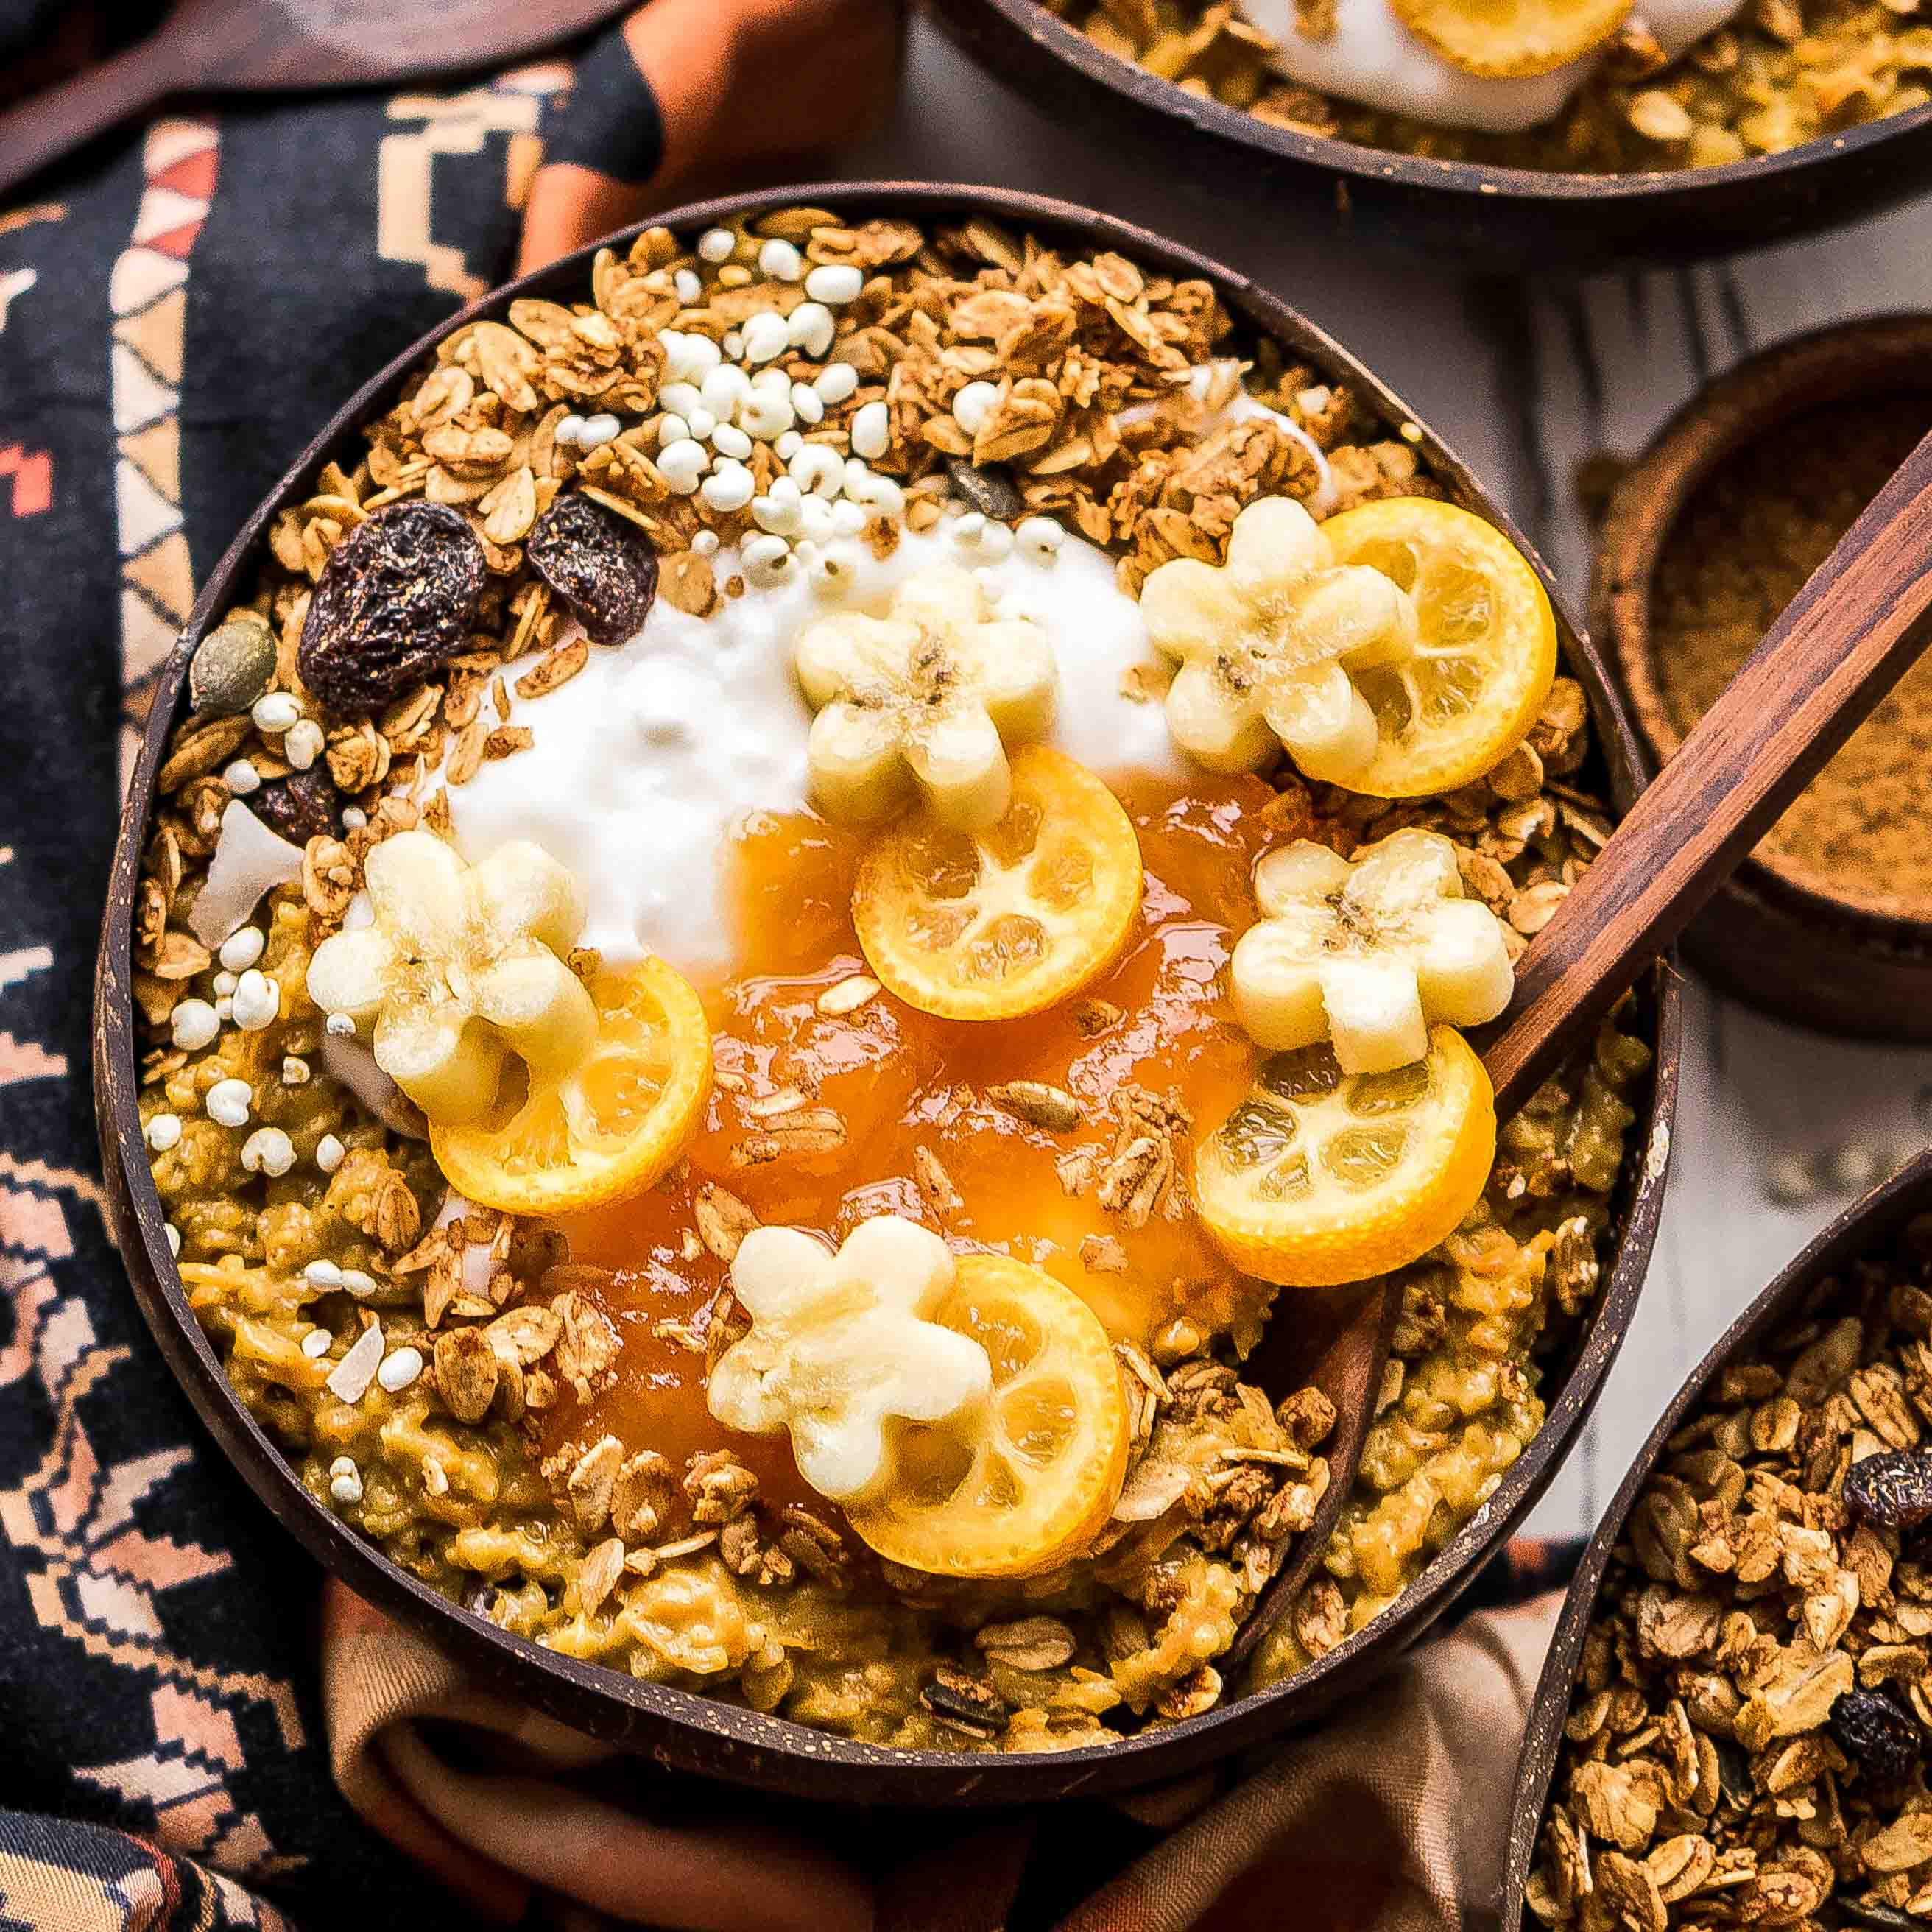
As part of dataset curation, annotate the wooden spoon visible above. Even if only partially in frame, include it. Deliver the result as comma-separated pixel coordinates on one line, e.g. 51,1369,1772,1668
0,0,632,198
1228,424,1932,1673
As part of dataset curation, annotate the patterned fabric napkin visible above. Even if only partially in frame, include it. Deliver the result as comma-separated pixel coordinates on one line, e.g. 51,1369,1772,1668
0,8,1574,1926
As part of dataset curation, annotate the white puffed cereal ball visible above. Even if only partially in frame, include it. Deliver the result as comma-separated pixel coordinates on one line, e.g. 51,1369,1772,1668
378,1346,423,1393
206,1079,253,1128
222,758,261,795
790,383,825,427
700,365,752,416
850,400,889,460
814,362,858,406
284,719,325,770
655,413,691,448
711,421,754,461
700,460,755,514
145,1113,182,1152
554,414,586,449
1018,515,1065,563
805,264,863,306
807,541,863,593
697,227,735,263
341,806,367,830
674,268,702,304
218,925,265,972
691,529,720,557
170,999,219,1051
341,1268,378,1298
330,1465,364,1506
976,519,1014,562
952,381,1001,437
831,499,867,536
324,1011,356,1038
282,1054,310,1086
739,388,793,442
659,381,702,417
741,312,789,364
685,406,718,441
661,329,721,384
230,969,280,1032
577,414,620,447
214,996,234,1022
302,1328,332,1358
798,496,836,544
775,429,803,461
241,1126,295,1177
657,439,708,495
786,301,835,358
314,1134,346,1174
251,692,300,734
743,534,797,589
329,1455,356,1477
758,238,804,282
953,511,987,549
752,492,804,537
722,331,744,360
789,444,844,498
212,970,239,998
305,1258,343,1288
165,1223,182,1257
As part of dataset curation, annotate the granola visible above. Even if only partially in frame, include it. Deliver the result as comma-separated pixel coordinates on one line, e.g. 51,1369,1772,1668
1530,1221,1932,1928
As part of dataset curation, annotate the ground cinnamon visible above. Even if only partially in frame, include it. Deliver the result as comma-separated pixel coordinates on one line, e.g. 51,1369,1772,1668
1650,394,1932,906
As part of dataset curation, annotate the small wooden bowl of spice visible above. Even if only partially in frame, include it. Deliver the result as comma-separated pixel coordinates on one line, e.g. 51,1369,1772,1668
1596,315,1932,1040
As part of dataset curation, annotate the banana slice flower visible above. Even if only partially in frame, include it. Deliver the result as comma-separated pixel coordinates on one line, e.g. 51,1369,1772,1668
708,1216,993,1504
306,829,596,1126
793,563,1058,831
1230,828,1514,1074
1139,495,1417,784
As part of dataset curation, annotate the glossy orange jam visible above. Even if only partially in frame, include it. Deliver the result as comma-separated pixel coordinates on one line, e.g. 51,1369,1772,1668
543,772,1287,1504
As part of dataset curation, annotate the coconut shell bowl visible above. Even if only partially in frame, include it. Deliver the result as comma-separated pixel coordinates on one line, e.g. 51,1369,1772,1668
95,182,1679,1805
1501,1146,1932,1927
1596,315,1932,1043
926,0,1932,272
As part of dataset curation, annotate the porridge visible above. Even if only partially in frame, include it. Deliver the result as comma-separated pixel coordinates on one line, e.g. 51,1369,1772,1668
1040,0,1932,172
135,205,1648,1750
1529,1220,1932,1928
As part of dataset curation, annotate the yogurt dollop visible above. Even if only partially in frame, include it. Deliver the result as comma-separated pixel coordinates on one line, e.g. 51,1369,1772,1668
1237,0,1740,133
439,518,1183,978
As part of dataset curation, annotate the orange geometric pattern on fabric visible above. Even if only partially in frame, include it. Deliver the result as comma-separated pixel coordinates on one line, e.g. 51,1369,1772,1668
0,445,52,518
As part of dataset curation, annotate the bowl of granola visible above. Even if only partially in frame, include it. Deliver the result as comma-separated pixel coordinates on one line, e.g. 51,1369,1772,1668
1506,1146,1932,1929
926,0,1932,269
96,183,1678,1802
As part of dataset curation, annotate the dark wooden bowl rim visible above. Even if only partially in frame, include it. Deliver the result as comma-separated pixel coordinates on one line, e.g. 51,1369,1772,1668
1598,313,1932,942
931,0,1932,207
94,179,1679,1806
1499,1144,1932,1927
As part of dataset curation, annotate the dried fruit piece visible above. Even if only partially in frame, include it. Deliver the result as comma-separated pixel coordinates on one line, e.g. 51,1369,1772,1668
1231,828,1514,1074
708,1217,993,1503
1389,0,1632,76
526,490,660,648
1844,1448,1932,1529
189,612,276,717
297,501,486,717
1194,1027,1495,1288
1833,1689,1923,1781
1139,495,1417,785
794,562,1058,831
253,767,342,845
306,829,595,1125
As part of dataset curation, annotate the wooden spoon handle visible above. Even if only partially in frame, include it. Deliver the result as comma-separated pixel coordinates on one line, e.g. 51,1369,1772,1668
1482,424,1932,1118
0,34,182,200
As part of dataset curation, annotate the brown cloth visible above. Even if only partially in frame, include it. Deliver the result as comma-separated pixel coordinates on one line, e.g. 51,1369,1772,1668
322,1579,1560,1931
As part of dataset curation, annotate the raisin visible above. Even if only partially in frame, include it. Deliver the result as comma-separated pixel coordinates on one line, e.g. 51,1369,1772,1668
1844,1448,1932,1529
297,501,485,716
944,457,1024,521
1841,1903,1920,1931
1831,1688,1923,1781
253,768,341,844
525,492,658,647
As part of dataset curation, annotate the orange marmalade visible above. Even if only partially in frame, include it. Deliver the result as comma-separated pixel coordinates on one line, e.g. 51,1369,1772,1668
543,772,1291,1501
